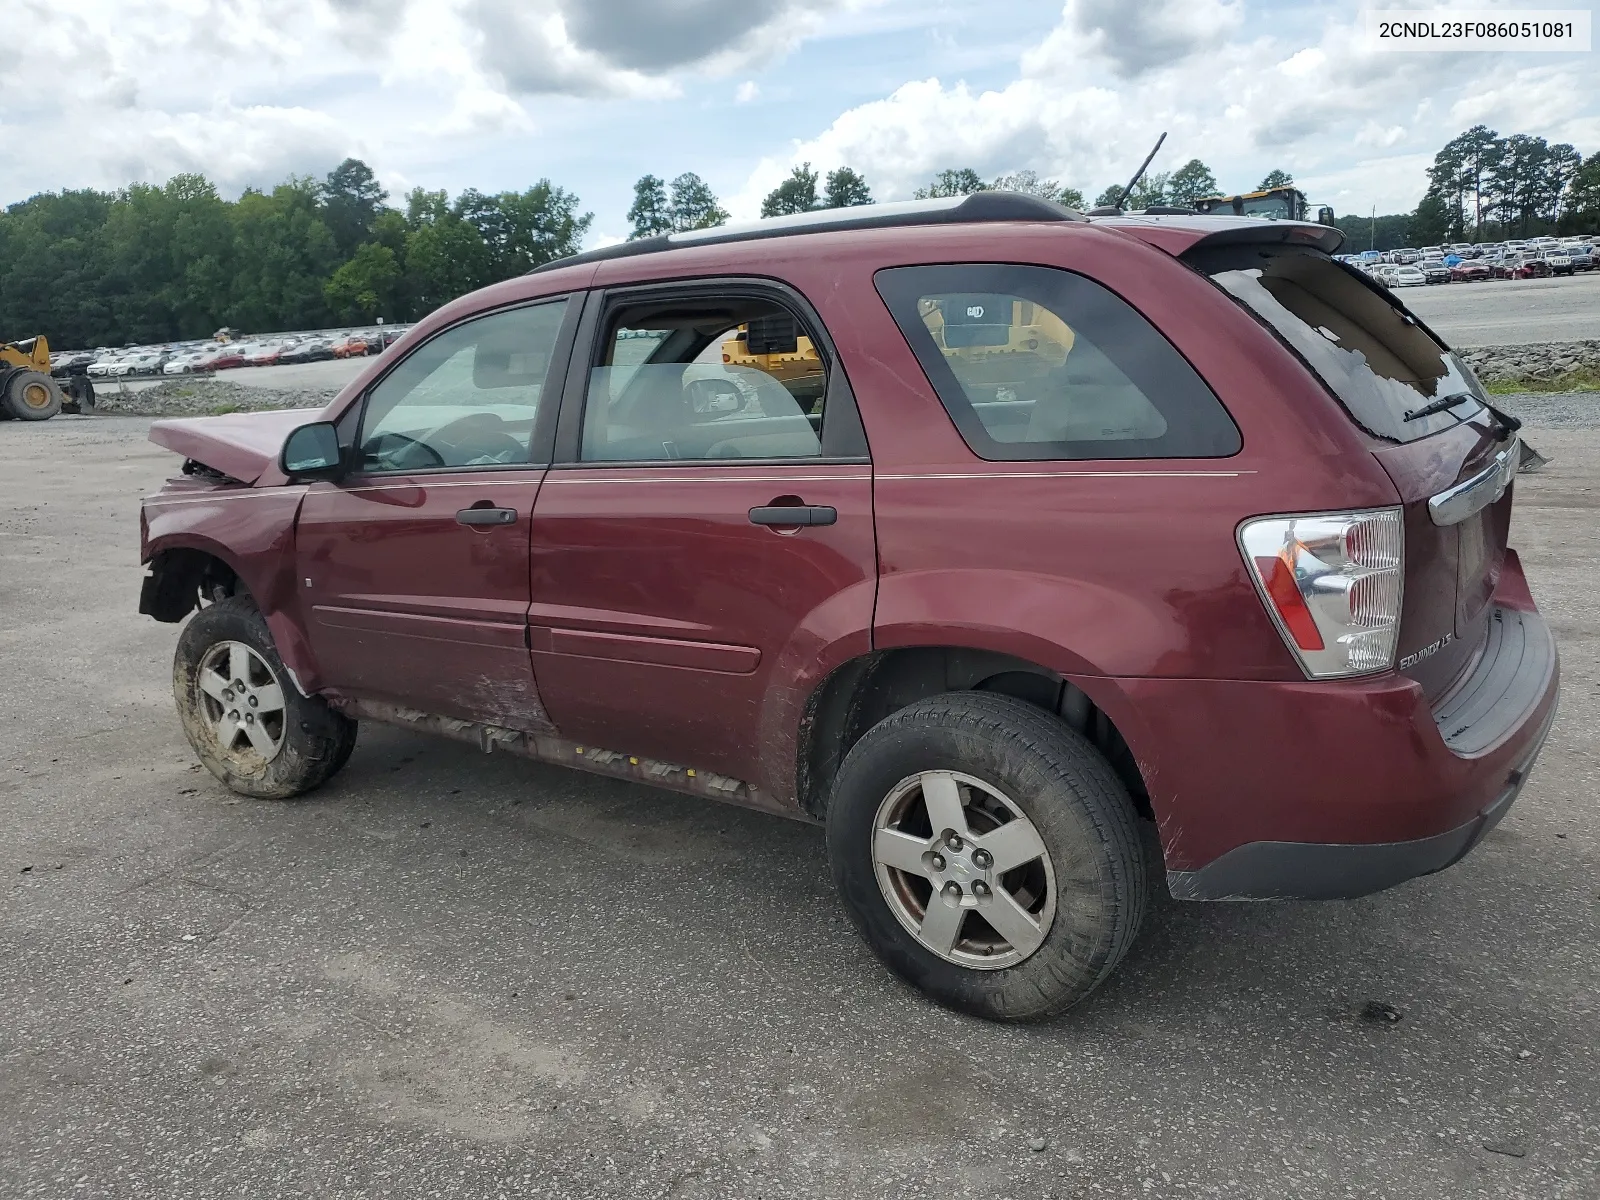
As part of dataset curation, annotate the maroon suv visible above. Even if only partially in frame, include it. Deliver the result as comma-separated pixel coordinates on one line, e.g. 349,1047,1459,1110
139,195,1558,1021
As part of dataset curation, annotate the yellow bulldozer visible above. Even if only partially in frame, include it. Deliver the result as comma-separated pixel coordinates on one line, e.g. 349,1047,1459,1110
0,336,68,421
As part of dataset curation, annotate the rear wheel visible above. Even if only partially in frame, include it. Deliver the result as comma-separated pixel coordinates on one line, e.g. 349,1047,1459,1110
3,370,63,420
826,692,1147,1022
173,596,356,799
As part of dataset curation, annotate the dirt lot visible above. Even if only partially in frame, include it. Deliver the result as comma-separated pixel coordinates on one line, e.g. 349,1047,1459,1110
1,416,1596,1199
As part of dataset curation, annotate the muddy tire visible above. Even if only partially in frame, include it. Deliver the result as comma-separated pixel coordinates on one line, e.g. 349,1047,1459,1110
826,691,1147,1022
3,370,64,421
173,595,356,799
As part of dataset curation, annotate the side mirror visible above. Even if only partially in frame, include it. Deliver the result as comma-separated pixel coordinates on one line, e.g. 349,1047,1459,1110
280,421,344,480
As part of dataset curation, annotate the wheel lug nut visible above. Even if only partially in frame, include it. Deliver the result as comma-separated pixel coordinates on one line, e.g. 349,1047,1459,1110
244,714,254,724
973,849,992,870
248,696,258,708
942,881,961,901
930,853,946,872
973,881,990,897
946,835,964,852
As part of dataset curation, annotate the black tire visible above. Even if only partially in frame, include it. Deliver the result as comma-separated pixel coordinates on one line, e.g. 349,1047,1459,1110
173,595,357,799
4,370,64,420
826,691,1147,1022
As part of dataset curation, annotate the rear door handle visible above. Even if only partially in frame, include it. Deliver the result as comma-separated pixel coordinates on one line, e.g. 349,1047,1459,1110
748,505,837,527
456,506,517,527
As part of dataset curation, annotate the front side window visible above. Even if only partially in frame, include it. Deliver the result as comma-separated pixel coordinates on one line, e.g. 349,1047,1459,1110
876,264,1240,461
581,295,827,462
358,299,567,472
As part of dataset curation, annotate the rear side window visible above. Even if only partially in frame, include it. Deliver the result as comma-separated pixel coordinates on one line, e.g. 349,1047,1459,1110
581,294,828,463
1189,245,1485,443
876,264,1240,461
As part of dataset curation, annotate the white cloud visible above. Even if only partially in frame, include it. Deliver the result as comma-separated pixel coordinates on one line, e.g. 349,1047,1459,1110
727,3,1600,218
736,80,761,104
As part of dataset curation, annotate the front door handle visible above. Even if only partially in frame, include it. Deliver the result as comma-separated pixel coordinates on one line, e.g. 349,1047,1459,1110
748,505,837,527
456,506,517,527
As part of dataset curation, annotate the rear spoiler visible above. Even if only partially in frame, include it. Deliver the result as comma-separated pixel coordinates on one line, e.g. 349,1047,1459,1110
1092,214,1344,257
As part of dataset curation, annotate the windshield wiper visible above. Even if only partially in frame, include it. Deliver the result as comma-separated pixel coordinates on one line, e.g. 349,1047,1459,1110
1403,391,1477,422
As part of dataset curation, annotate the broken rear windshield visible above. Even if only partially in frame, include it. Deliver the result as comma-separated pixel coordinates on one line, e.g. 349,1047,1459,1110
1186,245,1486,443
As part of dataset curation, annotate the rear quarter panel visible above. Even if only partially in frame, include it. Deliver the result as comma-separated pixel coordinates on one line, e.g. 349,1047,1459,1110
779,223,1402,680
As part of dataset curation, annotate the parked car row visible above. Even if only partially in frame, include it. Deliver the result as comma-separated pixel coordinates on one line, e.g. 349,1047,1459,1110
1347,233,1597,267
50,326,411,380
1345,235,1595,287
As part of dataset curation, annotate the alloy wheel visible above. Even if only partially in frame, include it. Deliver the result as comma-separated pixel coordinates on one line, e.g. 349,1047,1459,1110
196,641,287,763
871,770,1056,970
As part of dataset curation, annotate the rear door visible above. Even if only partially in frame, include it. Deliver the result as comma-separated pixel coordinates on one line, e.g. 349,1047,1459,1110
1196,246,1514,697
295,296,577,729
527,280,876,788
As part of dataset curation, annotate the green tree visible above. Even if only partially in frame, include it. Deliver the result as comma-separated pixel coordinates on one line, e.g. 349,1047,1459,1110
989,170,1083,209
913,168,986,199
225,178,340,332
452,182,592,280
1490,133,1553,235
1328,212,1412,253
403,215,491,313
1560,150,1600,233
627,174,672,239
1257,168,1294,190
822,166,873,208
1166,159,1218,208
1539,143,1582,226
320,159,388,258
1126,170,1170,210
324,242,400,322
669,173,728,230
1432,126,1501,236
404,187,451,228
1411,189,1451,245
1094,184,1125,208
761,163,820,216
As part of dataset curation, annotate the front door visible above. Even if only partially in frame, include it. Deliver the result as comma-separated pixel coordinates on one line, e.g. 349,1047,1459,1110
296,297,574,731
528,283,877,789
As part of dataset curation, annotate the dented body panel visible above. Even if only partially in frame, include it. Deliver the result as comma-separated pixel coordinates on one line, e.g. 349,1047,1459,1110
148,410,313,484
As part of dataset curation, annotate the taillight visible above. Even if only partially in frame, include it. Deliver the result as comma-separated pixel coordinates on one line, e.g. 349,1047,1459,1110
1238,509,1403,678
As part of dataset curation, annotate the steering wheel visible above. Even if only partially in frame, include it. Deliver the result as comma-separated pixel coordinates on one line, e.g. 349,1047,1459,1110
431,413,527,464
365,431,445,470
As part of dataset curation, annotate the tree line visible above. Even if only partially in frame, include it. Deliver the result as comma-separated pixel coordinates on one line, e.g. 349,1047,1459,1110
7,127,1595,349
0,159,591,350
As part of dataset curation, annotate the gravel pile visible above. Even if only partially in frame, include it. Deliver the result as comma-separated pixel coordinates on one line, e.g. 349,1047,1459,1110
1460,339,1600,384
92,377,336,417
1489,390,1600,430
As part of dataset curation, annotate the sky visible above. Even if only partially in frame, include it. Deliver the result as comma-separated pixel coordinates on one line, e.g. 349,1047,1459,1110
4,0,1597,246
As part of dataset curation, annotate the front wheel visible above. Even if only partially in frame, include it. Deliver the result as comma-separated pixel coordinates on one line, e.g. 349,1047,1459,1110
173,596,357,798
4,370,64,420
826,692,1148,1022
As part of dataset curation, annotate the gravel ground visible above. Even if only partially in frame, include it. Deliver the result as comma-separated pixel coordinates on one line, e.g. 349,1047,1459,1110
91,378,335,417
0,415,1596,1199
1490,391,1600,430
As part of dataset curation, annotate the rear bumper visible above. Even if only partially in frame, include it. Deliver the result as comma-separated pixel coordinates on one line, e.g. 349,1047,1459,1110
1166,696,1555,900
1114,552,1559,901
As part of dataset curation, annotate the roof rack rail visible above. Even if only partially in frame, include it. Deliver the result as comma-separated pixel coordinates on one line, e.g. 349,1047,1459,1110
530,190,1088,274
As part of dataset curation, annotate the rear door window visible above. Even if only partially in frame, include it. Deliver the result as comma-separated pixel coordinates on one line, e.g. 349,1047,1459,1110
1187,244,1486,443
875,264,1240,461
580,293,831,463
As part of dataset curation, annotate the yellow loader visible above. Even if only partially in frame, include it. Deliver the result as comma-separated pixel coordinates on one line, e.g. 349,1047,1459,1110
0,336,67,421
